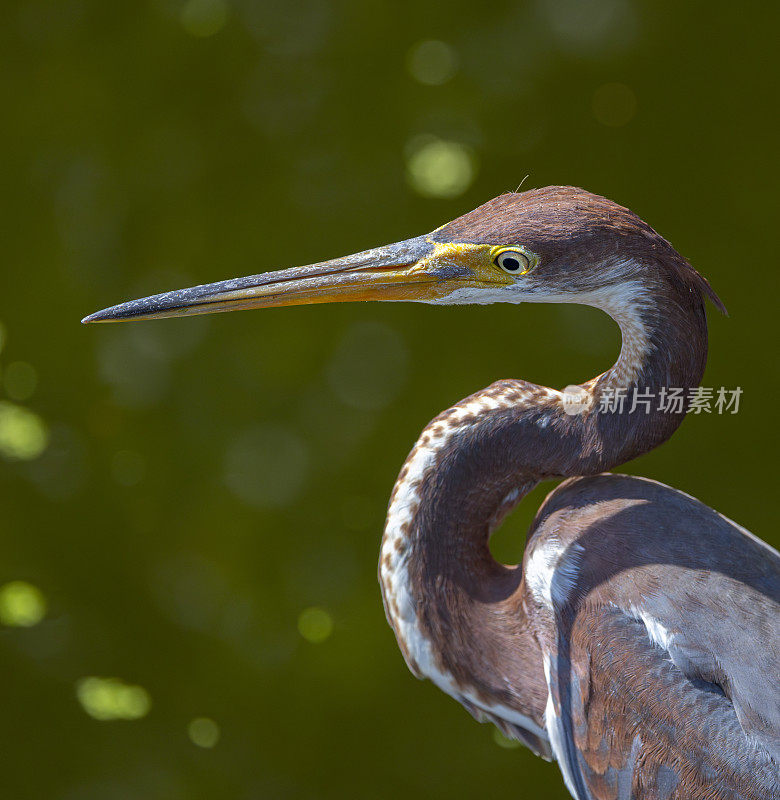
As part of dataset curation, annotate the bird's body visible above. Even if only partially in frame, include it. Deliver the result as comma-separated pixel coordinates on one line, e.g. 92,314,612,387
527,474,779,799
85,186,780,798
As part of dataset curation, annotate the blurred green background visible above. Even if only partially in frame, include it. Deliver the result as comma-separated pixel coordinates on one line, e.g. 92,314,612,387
1,0,777,797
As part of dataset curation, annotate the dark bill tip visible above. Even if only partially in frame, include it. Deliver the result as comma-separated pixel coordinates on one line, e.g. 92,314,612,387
80,272,287,324
81,287,210,323
80,236,436,325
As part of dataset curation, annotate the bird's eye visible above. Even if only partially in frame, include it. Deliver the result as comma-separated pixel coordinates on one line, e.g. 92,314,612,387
494,249,531,275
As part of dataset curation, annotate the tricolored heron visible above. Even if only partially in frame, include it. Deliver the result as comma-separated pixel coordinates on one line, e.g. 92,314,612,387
85,187,779,799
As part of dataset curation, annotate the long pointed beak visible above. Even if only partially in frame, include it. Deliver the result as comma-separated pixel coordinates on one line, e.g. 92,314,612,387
82,236,473,324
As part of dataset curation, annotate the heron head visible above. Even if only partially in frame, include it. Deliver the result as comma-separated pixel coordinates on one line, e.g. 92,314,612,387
82,186,724,324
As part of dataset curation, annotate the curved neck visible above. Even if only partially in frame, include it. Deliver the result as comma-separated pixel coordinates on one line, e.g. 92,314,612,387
379,273,710,729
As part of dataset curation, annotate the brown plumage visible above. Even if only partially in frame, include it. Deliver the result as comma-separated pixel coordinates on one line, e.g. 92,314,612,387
84,187,779,799
437,187,726,313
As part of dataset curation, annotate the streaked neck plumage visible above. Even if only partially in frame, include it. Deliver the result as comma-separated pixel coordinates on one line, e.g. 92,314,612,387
378,260,711,745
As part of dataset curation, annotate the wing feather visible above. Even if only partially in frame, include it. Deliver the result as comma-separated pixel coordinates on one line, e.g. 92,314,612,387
545,606,779,800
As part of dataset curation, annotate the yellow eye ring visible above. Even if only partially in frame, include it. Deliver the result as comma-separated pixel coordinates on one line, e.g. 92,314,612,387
491,247,534,275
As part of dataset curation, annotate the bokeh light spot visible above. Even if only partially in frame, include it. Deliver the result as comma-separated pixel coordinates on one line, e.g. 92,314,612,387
0,581,46,627
492,728,521,749
188,717,220,748
76,677,151,721
0,401,48,461
592,82,637,127
97,329,170,409
4,361,38,401
406,137,477,199
111,450,146,487
407,40,458,85
540,0,637,58
26,424,88,501
327,322,408,410
224,424,309,508
239,0,332,58
180,0,229,38
297,606,333,643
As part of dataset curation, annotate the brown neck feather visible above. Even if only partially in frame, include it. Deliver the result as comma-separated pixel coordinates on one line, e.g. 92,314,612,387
383,266,711,729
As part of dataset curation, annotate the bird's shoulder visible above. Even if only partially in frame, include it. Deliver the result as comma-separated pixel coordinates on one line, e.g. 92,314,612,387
522,472,779,619
520,472,780,795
